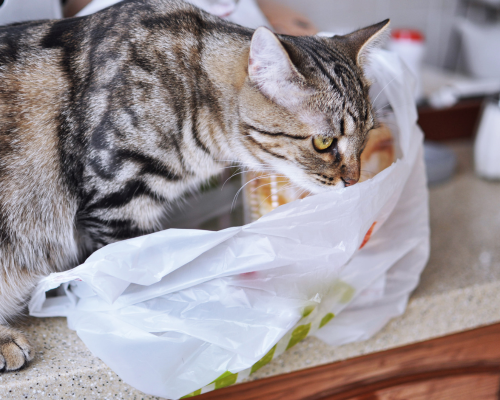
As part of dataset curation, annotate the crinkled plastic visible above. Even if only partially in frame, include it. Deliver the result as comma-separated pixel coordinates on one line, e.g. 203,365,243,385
29,50,429,399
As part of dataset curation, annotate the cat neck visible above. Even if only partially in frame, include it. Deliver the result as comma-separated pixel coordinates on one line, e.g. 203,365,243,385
188,33,252,166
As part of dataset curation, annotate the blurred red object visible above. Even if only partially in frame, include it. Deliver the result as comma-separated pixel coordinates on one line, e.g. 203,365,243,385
392,29,425,42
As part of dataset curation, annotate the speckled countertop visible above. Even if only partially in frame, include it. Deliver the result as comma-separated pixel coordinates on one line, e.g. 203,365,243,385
4,140,500,400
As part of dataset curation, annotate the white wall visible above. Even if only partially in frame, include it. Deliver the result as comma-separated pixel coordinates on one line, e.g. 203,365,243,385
274,0,460,68
0,0,62,25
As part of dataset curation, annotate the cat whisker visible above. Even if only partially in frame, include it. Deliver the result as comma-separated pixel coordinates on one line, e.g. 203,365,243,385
371,77,396,105
297,187,310,199
257,179,312,209
373,101,390,115
257,182,295,208
217,165,241,171
215,160,273,169
220,166,280,190
226,170,275,190
231,173,278,211
360,169,377,177
221,168,244,189
252,179,289,194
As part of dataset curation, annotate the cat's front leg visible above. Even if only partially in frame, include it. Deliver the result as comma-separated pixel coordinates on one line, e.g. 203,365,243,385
0,270,40,372
0,325,33,372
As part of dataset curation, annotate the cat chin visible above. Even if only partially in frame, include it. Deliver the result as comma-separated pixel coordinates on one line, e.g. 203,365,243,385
270,162,346,194
308,181,345,194
289,178,346,195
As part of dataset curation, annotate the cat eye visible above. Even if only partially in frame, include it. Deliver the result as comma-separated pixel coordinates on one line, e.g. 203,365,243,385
313,136,335,152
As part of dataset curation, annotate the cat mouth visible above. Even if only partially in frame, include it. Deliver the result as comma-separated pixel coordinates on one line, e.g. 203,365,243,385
341,177,359,187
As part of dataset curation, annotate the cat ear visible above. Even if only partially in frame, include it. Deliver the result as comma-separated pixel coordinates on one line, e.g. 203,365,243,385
338,19,390,67
248,27,307,106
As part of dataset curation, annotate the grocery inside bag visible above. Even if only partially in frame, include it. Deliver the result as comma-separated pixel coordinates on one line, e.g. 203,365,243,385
29,49,429,399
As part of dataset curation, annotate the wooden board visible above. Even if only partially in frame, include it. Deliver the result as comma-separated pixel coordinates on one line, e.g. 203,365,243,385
197,323,500,400
351,374,500,400
417,98,483,141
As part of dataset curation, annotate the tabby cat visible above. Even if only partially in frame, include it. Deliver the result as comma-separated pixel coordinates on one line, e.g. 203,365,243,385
0,0,389,371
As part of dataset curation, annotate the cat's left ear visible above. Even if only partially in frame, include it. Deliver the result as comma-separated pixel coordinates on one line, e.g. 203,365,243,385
248,27,308,106
338,19,390,67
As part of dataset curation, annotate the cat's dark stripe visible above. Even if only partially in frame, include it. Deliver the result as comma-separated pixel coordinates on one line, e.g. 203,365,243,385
191,112,211,154
81,216,147,242
121,105,142,130
0,35,19,64
41,19,90,201
0,21,48,64
244,134,288,161
130,44,157,75
115,150,183,180
290,37,351,81
291,41,343,95
152,48,194,173
87,179,164,210
105,220,149,241
244,124,309,140
188,44,212,155
304,42,366,103
140,11,252,38
334,63,354,84
0,212,10,246
347,109,358,124
320,45,367,92
323,45,352,68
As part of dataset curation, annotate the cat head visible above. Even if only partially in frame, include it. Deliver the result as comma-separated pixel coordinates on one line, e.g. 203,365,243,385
238,20,390,193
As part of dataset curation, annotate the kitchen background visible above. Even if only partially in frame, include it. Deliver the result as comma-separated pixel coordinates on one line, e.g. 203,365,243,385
2,1,500,399
280,0,471,70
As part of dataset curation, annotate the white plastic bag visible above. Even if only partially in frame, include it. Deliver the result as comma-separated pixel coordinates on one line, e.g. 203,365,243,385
474,98,500,180
30,49,429,399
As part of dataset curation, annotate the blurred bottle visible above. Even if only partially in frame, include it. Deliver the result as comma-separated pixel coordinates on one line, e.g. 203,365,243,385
387,29,425,102
456,19,500,80
474,96,500,180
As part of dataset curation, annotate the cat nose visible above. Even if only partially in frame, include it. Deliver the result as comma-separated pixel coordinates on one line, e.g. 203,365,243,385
343,178,358,187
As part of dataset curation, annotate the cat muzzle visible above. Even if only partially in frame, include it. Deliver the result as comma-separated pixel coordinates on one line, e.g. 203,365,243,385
342,177,359,187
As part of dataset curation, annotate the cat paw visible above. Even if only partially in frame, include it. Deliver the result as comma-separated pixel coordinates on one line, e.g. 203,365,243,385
0,326,34,372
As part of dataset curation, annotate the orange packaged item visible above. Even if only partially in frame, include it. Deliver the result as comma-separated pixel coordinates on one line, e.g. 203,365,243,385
359,123,395,183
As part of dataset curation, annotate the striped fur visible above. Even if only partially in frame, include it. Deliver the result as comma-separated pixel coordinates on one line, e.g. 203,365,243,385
0,0,388,371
